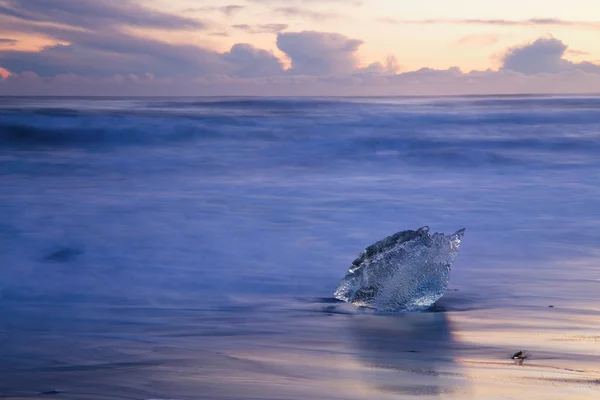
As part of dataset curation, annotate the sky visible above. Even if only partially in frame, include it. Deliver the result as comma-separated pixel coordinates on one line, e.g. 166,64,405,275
0,0,599,95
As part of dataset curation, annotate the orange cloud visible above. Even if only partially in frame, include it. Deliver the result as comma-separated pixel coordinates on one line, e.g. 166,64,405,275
455,34,501,46
0,66,11,78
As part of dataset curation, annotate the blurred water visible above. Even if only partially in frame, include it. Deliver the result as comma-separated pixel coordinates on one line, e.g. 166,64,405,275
1,96,599,398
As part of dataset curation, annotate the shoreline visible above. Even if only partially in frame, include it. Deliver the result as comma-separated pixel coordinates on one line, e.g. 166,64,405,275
2,293,599,399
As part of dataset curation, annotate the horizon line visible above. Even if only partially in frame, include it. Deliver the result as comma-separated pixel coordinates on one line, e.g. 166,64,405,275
1,93,600,99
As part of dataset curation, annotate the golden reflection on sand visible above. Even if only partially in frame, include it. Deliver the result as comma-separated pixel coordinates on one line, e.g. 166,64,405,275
447,307,600,400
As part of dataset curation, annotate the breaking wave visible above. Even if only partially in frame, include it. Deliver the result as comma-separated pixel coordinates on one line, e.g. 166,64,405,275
1,96,599,170
0,120,218,148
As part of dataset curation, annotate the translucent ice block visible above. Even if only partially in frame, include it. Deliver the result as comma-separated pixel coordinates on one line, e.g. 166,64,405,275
334,227,465,311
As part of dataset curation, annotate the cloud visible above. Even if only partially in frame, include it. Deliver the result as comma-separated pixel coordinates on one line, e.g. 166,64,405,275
220,5,244,15
0,33,280,80
273,7,335,21
0,38,17,45
4,67,600,97
566,49,591,56
2,29,600,96
185,5,244,16
232,24,288,34
277,31,363,75
390,67,463,84
0,0,221,78
0,0,206,30
249,0,362,5
362,56,400,74
209,31,230,37
0,1,286,81
221,43,284,78
501,37,600,75
455,34,500,46
380,17,600,30
0,30,229,78
526,18,600,29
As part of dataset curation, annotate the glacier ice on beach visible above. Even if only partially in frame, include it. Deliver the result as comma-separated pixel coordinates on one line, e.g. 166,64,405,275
334,227,465,312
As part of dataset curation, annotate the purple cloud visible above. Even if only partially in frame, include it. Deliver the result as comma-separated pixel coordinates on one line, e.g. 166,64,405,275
0,38,17,46
0,29,228,77
222,44,284,78
277,31,363,75
381,17,600,30
501,38,600,74
0,0,216,78
4,67,600,97
273,7,335,20
0,0,206,30
1,12,600,98
232,24,288,34
566,49,591,56
362,56,400,74
185,5,244,16
209,32,230,37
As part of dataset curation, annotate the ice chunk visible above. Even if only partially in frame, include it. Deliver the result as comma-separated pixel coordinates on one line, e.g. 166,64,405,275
334,226,465,312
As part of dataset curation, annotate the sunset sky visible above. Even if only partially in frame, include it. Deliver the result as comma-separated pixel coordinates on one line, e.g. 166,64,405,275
1,0,599,95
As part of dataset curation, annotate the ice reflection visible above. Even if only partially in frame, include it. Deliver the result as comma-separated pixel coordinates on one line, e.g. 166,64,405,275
348,311,461,397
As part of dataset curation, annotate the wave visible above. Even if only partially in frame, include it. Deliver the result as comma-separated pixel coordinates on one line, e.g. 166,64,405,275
0,120,220,148
3,99,600,126
1,97,599,170
1,123,107,146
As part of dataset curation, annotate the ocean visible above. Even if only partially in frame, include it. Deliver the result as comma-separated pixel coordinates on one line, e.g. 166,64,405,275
1,96,599,399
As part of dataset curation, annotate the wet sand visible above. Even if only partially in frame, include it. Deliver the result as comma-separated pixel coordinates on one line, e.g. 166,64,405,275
1,286,599,400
